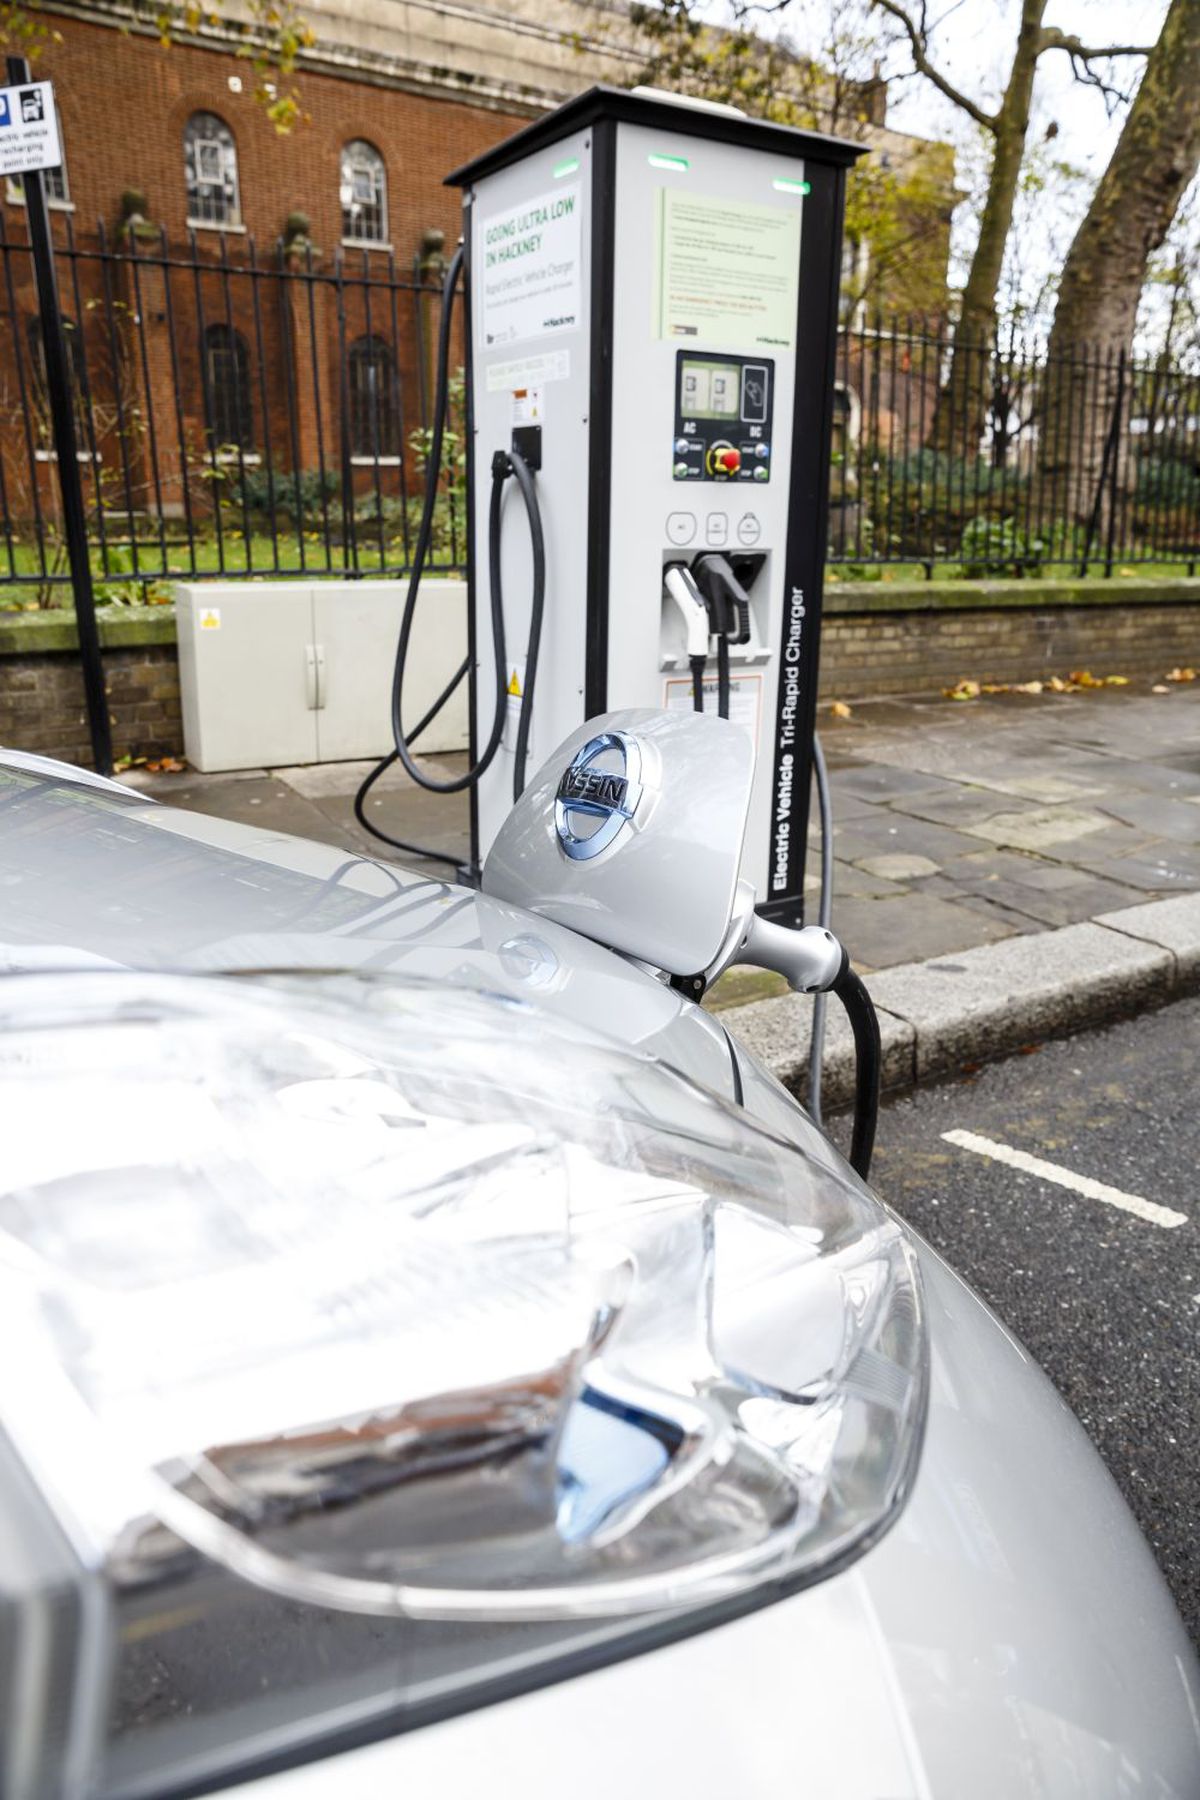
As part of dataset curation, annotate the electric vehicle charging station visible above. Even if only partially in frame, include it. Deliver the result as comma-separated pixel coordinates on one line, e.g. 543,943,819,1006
447,86,864,923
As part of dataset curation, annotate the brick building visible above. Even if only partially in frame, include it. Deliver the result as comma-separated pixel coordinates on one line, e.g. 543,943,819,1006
0,0,953,545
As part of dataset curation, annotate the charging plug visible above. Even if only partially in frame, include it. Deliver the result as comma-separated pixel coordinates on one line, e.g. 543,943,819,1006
663,562,712,661
693,552,752,646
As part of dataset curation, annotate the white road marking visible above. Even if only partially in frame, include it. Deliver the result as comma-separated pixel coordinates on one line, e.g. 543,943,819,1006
941,1128,1188,1230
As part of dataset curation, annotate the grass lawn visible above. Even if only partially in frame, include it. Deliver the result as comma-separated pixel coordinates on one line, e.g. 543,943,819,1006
0,533,1196,610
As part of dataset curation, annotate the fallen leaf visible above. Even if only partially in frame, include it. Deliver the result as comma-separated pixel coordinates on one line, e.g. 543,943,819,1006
1014,680,1044,694
1068,669,1103,688
1118,567,1137,577
1165,667,1197,683
829,700,852,719
1047,675,1071,692
943,679,981,701
1153,684,1170,694
980,682,1012,694
1103,675,1129,686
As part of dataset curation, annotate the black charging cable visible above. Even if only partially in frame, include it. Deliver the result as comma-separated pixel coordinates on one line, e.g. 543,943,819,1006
355,242,546,868
693,553,751,724
831,958,882,1181
503,445,545,801
715,631,731,721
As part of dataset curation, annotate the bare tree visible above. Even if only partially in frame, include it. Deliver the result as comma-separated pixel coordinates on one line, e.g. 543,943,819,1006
874,0,1152,454
1043,0,1200,524
580,0,957,319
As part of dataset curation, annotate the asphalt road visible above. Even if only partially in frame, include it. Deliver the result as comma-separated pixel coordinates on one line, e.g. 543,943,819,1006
863,995,1200,1646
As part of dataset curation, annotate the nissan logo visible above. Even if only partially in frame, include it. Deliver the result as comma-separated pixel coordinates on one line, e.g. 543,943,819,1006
554,730,645,861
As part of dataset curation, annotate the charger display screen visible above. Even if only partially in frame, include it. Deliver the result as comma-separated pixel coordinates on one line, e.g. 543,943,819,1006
680,361,741,420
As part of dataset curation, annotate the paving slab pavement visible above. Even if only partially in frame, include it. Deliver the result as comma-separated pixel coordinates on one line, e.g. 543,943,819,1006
117,683,1200,1094
120,754,472,881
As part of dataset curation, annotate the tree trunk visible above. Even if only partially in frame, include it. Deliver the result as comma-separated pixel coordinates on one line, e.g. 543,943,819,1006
928,0,1046,457
1043,0,1200,528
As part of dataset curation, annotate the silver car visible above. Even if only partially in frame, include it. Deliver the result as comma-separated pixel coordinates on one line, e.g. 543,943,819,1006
0,717,1197,1800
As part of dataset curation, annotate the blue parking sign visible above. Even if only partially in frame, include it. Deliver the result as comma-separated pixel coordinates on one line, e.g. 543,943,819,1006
0,81,61,175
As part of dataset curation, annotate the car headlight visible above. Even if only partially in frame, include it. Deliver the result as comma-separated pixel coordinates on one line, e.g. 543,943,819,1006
0,971,926,1799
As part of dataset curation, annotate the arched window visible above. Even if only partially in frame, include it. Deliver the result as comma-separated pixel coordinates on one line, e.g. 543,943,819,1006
340,140,387,245
348,335,399,458
202,323,254,451
185,113,240,227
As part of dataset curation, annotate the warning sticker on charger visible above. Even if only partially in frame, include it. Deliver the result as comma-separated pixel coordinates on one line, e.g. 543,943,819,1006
511,386,544,426
663,670,761,739
503,660,527,756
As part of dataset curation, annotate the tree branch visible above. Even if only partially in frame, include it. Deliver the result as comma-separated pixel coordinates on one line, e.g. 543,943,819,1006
1037,31,1154,60
871,0,996,131
1036,29,1152,114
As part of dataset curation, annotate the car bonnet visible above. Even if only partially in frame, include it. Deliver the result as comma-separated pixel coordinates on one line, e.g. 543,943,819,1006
0,754,740,1099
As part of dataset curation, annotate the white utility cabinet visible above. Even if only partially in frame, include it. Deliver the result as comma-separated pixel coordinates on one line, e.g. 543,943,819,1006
174,579,468,772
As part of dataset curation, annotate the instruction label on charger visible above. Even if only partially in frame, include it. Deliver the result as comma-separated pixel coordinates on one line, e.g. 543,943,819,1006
653,190,800,350
480,183,582,348
486,350,570,391
663,671,761,739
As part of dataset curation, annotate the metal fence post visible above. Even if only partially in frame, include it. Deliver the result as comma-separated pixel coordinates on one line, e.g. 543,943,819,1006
7,52,111,773
1104,348,1126,579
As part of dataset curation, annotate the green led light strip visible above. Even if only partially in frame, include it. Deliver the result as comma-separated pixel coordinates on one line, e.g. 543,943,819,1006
773,176,810,195
553,157,580,178
648,152,690,172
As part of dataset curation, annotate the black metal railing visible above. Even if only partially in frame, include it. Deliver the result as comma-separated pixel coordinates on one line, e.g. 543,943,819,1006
831,314,1200,578
0,214,465,604
3,217,1200,599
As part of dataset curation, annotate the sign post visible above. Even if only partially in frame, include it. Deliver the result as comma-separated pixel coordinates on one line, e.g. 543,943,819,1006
3,55,112,775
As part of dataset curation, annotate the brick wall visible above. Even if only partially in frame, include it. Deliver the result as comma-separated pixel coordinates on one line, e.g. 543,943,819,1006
13,20,523,256
819,587,1200,698
3,586,1199,769
0,19,528,519
0,644,182,765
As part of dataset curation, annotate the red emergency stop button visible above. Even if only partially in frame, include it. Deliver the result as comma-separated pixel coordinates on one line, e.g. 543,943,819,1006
719,448,741,473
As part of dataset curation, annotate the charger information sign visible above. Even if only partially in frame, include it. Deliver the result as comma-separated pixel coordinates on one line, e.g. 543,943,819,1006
654,190,800,349
0,80,60,177
479,182,582,348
